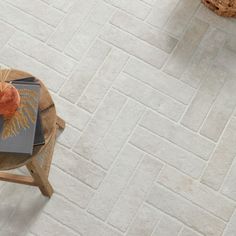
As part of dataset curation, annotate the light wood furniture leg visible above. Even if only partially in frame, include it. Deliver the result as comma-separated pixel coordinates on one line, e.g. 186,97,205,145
56,116,65,129
0,172,36,186
42,131,57,177
0,157,54,197
42,117,65,177
27,158,53,197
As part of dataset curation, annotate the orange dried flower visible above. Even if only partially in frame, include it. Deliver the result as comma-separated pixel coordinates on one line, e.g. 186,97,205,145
0,69,20,118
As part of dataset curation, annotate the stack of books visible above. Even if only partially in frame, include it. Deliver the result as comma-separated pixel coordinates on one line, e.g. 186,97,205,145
0,77,45,156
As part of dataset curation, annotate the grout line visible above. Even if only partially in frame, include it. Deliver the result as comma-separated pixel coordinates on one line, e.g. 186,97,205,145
4,0,65,28
43,210,83,236
57,6,118,98
104,154,145,228
74,47,114,107
44,193,123,236
156,180,232,223
6,44,68,85
87,108,148,222
61,0,98,54
112,86,182,123
129,139,204,180
54,142,107,173
0,17,48,43
196,36,227,134
122,70,191,105
198,108,236,184
71,88,128,157
102,0,152,21
145,190,216,236
123,163,165,234
101,22,169,56
51,163,97,191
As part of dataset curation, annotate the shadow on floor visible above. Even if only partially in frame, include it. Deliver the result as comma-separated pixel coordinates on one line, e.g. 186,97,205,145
0,183,48,236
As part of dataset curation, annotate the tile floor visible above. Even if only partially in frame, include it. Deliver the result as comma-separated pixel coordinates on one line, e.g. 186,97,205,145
0,0,236,235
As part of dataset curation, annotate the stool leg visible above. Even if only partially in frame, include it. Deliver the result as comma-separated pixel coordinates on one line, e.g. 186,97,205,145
27,158,54,197
56,116,65,130
43,132,56,178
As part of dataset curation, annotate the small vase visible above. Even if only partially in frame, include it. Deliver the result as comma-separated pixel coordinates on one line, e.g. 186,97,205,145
0,82,21,118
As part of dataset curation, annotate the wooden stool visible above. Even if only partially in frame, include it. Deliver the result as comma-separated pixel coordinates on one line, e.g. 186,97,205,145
0,70,65,197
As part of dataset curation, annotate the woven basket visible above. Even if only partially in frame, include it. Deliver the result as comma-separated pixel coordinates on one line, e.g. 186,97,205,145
202,0,236,17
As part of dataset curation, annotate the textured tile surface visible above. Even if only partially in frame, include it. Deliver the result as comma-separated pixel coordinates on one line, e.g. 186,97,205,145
0,1,236,236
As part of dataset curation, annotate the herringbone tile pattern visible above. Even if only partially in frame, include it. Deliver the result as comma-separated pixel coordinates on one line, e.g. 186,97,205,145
0,0,236,235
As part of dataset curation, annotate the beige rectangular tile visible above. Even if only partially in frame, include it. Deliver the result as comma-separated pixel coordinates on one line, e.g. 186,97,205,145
27,232,38,236
180,228,202,236
57,125,81,149
42,0,53,4
73,90,126,159
60,40,111,103
5,0,64,27
201,117,236,190
200,74,236,142
53,144,105,189
30,213,78,236
141,110,215,160
152,215,182,236
0,22,14,49
108,156,163,232
88,144,143,220
147,184,226,236
181,64,227,131
52,0,76,12
113,73,185,121
78,49,128,113
50,166,94,208
181,28,226,88
44,195,122,236
65,1,114,61
216,37,236,76
52,95,90,130
0,2,52,41
141,0,156,5
164,18,209,78
126,204,162,236
100,24,168,69
48,0,95,50
225,34,236,53
104,0,151,19
110,11,178,53
130,126,205,178
164,0,200,37
124,58,195,104
221,158,236,201
223,211,236,236
91,100,145,169
9,32,76,75
158,166,235,221
147,0,179,28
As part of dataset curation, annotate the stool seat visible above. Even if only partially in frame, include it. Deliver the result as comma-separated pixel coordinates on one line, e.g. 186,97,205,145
0,69,65,197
